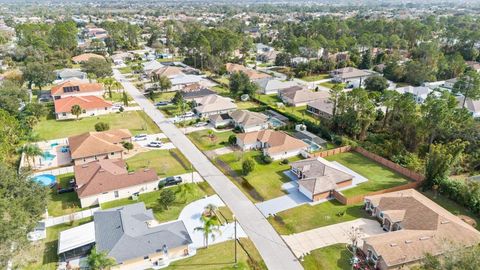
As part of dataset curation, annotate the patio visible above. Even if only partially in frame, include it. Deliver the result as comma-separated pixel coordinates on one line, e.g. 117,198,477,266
21,138,72,171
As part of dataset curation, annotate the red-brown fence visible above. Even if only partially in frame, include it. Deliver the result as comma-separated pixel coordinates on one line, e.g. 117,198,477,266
309,146,352,158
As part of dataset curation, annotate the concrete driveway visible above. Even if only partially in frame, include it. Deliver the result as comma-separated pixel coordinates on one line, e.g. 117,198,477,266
256,179,310,216
282,218,384,258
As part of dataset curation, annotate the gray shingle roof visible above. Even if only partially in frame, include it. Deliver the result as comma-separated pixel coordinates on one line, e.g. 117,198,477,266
94,202,192,263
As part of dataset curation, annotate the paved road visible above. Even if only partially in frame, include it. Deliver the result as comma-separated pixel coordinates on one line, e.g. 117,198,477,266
114,69,303,270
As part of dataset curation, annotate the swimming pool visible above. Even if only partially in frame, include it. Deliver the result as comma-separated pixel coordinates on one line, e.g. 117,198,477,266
50,142,59,148
43,151,56,161
268,117,285,128
33,174,56,187
301,139,321,152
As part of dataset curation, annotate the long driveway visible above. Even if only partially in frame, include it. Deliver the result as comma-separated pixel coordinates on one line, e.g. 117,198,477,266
114,69,303,270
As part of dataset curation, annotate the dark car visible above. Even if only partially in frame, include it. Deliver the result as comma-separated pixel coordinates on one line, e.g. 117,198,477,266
158,176,182,188
57,187,75,194
155,101,169,106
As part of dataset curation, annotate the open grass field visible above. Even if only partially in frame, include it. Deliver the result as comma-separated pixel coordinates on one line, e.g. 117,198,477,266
268,201,369,235
126,149,191,177
301,244,351,270
218,151,301,202
300,73,330,82
187,130,235,151
34,110,160,140
325,152,410,197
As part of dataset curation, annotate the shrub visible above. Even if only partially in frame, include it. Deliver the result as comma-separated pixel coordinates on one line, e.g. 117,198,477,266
94,122,110,131
281,159,289,165
261,155,273,164
228,134,237,145
242,158,255,176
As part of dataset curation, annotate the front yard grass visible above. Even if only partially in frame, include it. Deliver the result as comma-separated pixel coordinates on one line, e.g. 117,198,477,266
319,81,338,89
167,238,266,270
268,200,368,235
47,173,82,217
34,110,161,140
325,152,410,197
101,183,210,222
301,243,351,270
218,151,301,202
158,104,182,117
118,66,132,74
187,129,234,151
301,73,330,82
16,217,93,270
126,149,191,177
104,91,134,105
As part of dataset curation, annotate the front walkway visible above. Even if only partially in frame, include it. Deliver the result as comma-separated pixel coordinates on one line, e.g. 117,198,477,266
178,195,247,248
282,218,384,258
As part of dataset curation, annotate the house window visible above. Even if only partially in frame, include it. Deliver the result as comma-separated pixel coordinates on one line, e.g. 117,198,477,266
105,107,108,110
111,152,115,155
62,112,66,116
114,191,119,198
143,256,149,260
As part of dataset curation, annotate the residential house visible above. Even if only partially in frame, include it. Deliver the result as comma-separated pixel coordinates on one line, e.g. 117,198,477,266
193,94,237,117
68,129,132,165
72,53,105,64
180,85,216,101
230,110,269,132
170,74,203,91
55,69,87,82
299,47,324,59
236,130,308,160
54,96,112,120
362,189,480,270
255,43,274,54
143,60,164,75
257,50,277,63
57,203,194,269
466,61,480,72
225,63,271,81
394,86,432,104
291,57,308,66
443,77,457,90
150,66,184,79
74,159,158,207
225,63,249,74
208,113,232,128
457,96,480,118
306,99,334,119
50,80,104,99
280,88,329,107
330,67,375,85
290,158,354,201
255,78,300,95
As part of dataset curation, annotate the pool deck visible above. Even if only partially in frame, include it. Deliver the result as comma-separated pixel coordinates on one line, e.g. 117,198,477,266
20,138,72,171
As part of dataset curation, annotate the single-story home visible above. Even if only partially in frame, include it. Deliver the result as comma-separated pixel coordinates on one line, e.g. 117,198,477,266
457,96,480,118
72,53,105,64
225,63,270,80
236,130,308,160
254,78,300,95
362,189,480,269
150,66,184,79
143,60,164,75
193,94,237,118
225,63,249,74
170,74,203,91
68,129,132,165
208,113,232,128
442,77,457,90
306,99,334,119
466,61,480,72
180,85,216,101
280,89,329,107
50,80,104,100
290,158,354,201
55,69,87,82
53,96,112,120
330,67,375,84
230,109,269,133
57,203,194,269
394,86,432,104
74,159,158,207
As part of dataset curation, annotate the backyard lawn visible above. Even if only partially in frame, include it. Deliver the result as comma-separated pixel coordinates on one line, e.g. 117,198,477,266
218,151,301,202
325,152,410,197
167,238,266,270
300,73,330,82
47,173,82,217
118,66,132,74
256,94,320,124
126,149,191,177
16,217,93,270
34,110,161,140
187,129,235,151
235,100,261,110
301,244,351,270
101,182,214,222
269,201,368,235
212,85,230,96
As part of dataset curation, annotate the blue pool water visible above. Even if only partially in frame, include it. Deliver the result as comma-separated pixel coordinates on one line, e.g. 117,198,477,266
268,117,285,128
301,139,321,152
50,143,59,148
43,151,56,161
33,174,56,187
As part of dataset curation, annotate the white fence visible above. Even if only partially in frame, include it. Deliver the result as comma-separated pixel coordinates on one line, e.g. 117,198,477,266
44,207,100,227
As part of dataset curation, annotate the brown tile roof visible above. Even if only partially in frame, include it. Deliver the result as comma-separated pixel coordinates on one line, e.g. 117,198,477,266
226,63,248,73
364,189,480,268
54,96,112,113
291,158,353,195
282,89,329,104
72,53,105,63
195,94,237,114
237,130,307,155
74,159,158,197
68,129,132,159
230,110,268,128
151,66,184,78
51,80,104,96
225,63,271,80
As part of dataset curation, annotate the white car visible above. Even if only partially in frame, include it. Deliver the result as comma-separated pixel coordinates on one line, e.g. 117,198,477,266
147,141,163,148
133,134,148,141
182,111,195,118
195,122,208,127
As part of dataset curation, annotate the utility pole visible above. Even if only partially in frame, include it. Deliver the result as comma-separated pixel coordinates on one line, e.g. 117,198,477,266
233,214,238,267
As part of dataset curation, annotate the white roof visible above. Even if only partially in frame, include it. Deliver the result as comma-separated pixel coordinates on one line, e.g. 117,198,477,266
57,222,96,254
143,60,164,72
170,74,202,85
395,86,431,98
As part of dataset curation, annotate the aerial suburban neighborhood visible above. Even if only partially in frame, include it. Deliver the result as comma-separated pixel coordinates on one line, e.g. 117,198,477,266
2,0,480,270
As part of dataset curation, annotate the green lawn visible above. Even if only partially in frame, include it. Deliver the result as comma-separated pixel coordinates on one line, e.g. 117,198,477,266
158,104,183,117
101,183,211,222
126,149,191,177
256,94,320,124
34,110,161,140
187,130,235,151
47,173,82,217
212,85,230,96
325,152,410,197
167,239,266,270
319,82,342,89
301,73,330,82
17,217,93,270
157,57,184,63
152,92,177,103
118,66,132,74
302,244,351,270
218,151,301,202
236,100,261,110
269,201,369,234
104,91,134,105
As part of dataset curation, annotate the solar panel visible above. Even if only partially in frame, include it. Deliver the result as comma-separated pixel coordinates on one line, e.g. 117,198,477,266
63,86,80,92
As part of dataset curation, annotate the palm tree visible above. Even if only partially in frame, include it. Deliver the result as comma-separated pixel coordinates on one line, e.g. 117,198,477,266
203,203,218,218
88,247,116,270
112,81,123,93
99,77,115,98
17,144,43,167
194,215,222,248
71,104,82,120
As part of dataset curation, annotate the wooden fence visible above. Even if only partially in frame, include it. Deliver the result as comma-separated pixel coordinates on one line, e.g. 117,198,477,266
309,146,352,158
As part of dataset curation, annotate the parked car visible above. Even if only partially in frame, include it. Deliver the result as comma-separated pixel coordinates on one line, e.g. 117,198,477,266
182,111,195,118
147,141,163,148
195,122,208,127
57,187,75,194
158,176,182,188
133,134,148,141
155,101,169,106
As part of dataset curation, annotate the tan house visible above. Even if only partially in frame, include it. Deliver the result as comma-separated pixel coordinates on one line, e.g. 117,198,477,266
280,89,329,107
362,189,480,269
72,53,105,64
74,159,158,207
150,66,184,79
330,67,374,83
51,80,104,99
230,110,269,133
53,96,113,120
306,99,335,119
290,158,353,201
236,130,308,160
225,63,271,81
68,129,132,165
225,63,249,73
193,94,237,117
